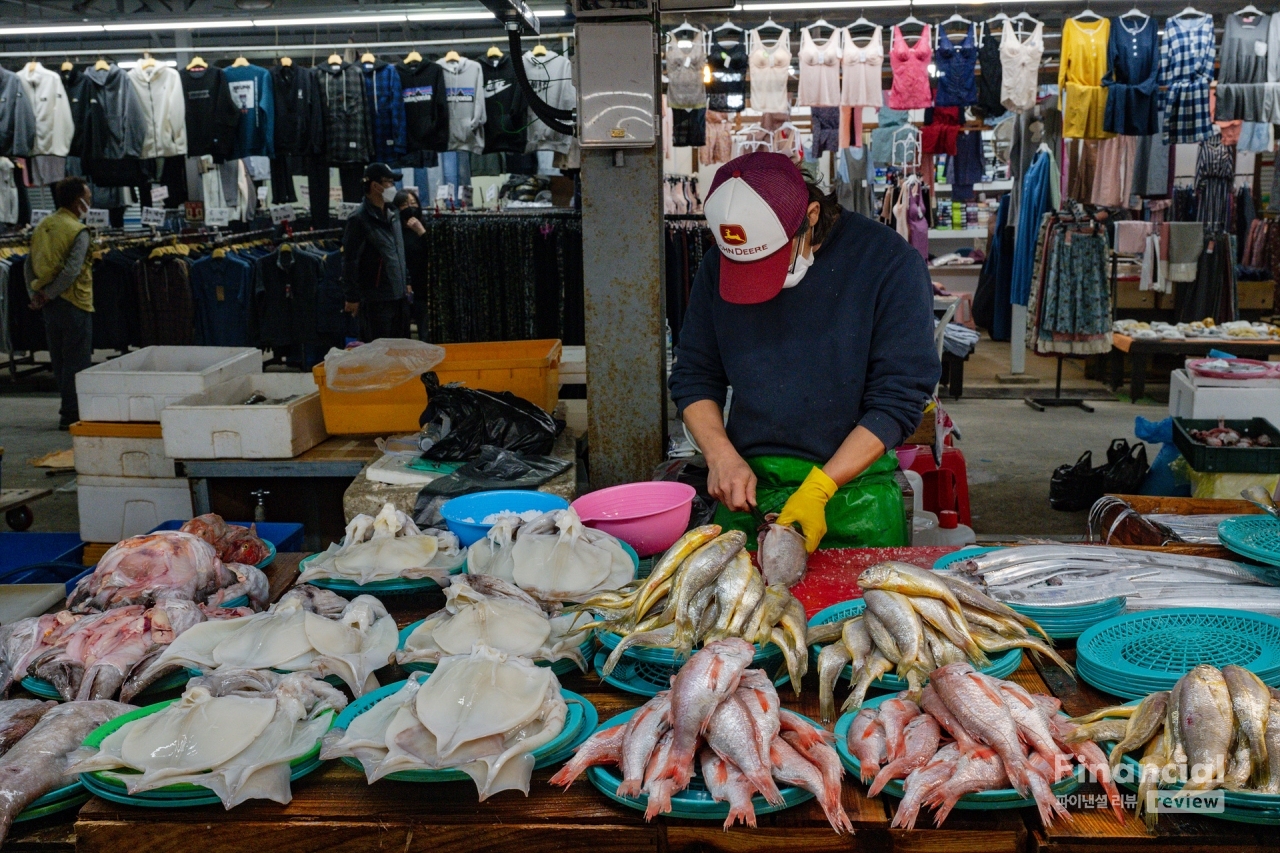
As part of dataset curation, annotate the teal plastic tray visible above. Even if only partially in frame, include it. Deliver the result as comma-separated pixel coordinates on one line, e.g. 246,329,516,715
1076,608,1280,700
21,666,191,702
1219,516,1280,568
12,781,89,823
78,697,332,805
806,599,1023,691
396,618,594,676
299,552,467,596
584,706,816,820
932,547,1001,571
330,676,597,782
592,630,787,698
835,695,1082,808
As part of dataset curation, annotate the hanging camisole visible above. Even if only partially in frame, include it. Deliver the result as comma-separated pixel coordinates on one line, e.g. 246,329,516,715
666,35,708,110
797,27,842,107
1000,20,1044,113
934,25,979,107
887,25,934,110
707,36,748,112
748,27,792,113
841,26,883,108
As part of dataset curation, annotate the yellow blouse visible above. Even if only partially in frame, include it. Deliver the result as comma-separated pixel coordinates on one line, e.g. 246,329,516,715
1059,18,1113,139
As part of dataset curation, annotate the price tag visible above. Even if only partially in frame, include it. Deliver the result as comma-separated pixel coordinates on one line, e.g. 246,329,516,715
338,202,362,220
184,201,204,222
84,208,110,227
436,184,454,202
269,204,294,224
205,207,231,227
150,185,169,203
256,186,269,204
484,185,497,202
30,209,51,225
140,207,166,226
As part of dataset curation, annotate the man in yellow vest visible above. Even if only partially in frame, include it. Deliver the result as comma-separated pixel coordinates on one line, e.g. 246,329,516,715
27,176,94,430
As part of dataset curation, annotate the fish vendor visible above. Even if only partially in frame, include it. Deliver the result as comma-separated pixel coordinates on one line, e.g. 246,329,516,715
669,152,940,552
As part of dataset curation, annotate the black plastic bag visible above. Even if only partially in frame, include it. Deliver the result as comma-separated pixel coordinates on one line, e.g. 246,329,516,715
414,445,573,502
1103,443,1150,495
418,372,559,461
1049,450,1105,512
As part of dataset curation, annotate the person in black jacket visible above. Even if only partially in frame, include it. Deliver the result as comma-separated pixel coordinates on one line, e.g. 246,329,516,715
393,188,429,340
342,163,410,341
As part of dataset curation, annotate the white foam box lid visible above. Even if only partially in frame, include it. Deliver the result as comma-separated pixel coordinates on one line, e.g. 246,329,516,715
1170,370,1280,425
76,474,193,543
76,346,263,422
160,372,327,460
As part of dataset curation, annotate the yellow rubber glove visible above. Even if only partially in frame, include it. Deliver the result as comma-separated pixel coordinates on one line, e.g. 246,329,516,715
776,467,838,553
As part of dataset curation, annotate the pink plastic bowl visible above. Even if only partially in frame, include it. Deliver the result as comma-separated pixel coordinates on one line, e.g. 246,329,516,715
571,482,696,557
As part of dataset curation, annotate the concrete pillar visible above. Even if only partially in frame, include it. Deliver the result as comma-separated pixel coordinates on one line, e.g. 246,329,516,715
579,22,666,487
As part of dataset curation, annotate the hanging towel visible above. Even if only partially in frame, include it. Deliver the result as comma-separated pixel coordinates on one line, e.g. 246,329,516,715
1167,221,1205,282
1114,220,1154,255
1140,232,1168,292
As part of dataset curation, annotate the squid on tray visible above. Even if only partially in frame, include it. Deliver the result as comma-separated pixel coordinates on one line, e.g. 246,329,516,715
322,644,567,800
126,585,398,698
67,530,269,613
0,599,252,702
69,669,345,809
395,575,595,670
467,508,636,603
297,503,465,586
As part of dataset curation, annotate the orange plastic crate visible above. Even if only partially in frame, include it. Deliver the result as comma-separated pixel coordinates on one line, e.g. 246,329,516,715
312,339,562,436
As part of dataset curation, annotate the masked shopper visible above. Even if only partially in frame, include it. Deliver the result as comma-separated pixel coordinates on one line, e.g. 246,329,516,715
27,176,94,430
342,163,410,340
669,152,941,552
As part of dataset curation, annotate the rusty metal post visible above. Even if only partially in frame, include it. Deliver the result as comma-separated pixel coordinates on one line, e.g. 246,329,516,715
579,23,666,488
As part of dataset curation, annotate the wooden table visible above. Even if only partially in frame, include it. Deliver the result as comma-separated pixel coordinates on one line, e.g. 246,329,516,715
1110,334,1280,401
9,550,1269,853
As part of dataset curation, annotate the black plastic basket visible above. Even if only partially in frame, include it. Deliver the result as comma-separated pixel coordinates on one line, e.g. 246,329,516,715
1172,417,1280,474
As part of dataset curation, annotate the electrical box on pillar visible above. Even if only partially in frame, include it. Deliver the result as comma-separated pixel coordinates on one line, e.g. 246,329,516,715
575,23,656,148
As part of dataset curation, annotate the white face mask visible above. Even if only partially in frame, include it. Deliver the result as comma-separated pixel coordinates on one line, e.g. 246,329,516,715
381,185,397,203
782,231,813,289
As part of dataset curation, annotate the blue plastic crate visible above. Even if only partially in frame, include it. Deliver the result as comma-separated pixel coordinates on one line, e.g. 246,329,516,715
0,532,83,575
149,520,305,552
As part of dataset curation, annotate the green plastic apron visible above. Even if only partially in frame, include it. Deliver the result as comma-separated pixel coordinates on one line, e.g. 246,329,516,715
713,453,907,550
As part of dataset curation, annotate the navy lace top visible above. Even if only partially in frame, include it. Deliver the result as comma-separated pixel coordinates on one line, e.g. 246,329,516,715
934,25,978,107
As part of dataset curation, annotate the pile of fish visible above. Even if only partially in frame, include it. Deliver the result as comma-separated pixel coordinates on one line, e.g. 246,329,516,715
847,663,1117,829
70,669,344,809
814,562,1069,721
551,638,852,833
297,502,465,587
1070,664,1280,826
395,575,594,670
0,599,252,702
322,644,567,800
0,699,132,845
468,507,635,603
947,545,1280,615
128,585,398,697
68,530,269,612
180,513,272,566
579,527,810,691
1187,418,1272,447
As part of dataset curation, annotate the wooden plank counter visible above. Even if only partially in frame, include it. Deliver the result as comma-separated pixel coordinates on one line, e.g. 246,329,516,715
53,551,1276,853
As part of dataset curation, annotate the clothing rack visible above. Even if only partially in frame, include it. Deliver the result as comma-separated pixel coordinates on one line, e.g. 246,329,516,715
1025,356,1095,413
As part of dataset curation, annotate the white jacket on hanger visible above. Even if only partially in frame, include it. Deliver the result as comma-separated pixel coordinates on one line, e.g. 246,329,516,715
16,63,73,156
127,63,187,158
523,50,576,154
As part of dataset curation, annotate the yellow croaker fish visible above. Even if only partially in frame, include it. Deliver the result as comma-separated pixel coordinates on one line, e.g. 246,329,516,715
936,574,1052,642
969,624,1076,679
670,532,746,655
907,595,991,668
633,525,721,618
1222,665,1271,789
704,552,757,643
1108,691,1168,769
858,562,967,624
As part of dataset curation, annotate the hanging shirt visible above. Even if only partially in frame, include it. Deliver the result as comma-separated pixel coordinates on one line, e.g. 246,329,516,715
1216,12,1271,123
360,61,408,162
223,63,274,159
397,60,449,153
181,66,240,162
126,63,187,158
438,56,486,155
16,63,73,157
316,62,371,165
481,55,529,155
1161,13,1217,144
887,25,934,110
1000,20,1044,113
667,34,709,110
796,27,842,107
976,25,1006,117
522,50,575,155
933,25,979,108
707,35,748,112
1059,17,1112,139
1102,15,1160,135
0,67,37,158
840,26,883,108
748,28,791,113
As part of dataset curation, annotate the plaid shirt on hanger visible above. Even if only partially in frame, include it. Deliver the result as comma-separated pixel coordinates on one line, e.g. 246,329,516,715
1160,14,1216,144
319,63,373,165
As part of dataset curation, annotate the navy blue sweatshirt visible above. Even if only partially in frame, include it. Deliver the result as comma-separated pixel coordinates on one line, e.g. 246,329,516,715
669,211,941,463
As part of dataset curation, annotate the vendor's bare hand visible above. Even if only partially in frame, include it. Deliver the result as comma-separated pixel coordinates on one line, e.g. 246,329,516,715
343,301,360,316
406,217,425,236
707,450,757,512
28,292,48,310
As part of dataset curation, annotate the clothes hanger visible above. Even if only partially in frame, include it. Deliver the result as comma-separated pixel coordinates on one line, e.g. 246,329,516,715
805,18,837,40
531,42,547,56
185,56,207,70
231,56,250,67
326,53,343,66
360,52,376,64
139,53,156,70
937,12,974,47
1071,7,1103,22
486,46,502,58
897,14,927,33
405,50,423,63
1172,6,1206,20
280,56,293,66
443,49,461,62
94,57,110,71
1235,5,1264,19
755,16,786,37
60,60,73,71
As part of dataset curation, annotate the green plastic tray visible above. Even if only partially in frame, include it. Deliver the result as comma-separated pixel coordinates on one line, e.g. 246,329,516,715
584,706,816,820
21,666,191,702
330,675,597,783
1173,417,1280,474
78,757,323,808
396,618,594,676
13,792,90,823
806,599,1023,691
835,695,1082,807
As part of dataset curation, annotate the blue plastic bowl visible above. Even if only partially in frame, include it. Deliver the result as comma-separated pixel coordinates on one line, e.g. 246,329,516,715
440,490,570,546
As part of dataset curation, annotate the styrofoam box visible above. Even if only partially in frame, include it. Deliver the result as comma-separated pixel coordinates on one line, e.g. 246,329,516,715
160,373,327,459
69,421,175,478
76,346,263,422
76,475,193,543
1170,369,1280,426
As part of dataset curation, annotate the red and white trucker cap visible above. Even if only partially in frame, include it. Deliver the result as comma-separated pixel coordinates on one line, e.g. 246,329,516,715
703,152,809,304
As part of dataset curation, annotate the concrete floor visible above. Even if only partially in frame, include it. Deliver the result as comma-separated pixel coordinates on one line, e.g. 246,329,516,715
0,387,1171,539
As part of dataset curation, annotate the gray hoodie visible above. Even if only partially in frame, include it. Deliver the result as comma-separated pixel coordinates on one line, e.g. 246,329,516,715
522,50,575,155
0,68,36,158
80,65,147,160
437,56,486,155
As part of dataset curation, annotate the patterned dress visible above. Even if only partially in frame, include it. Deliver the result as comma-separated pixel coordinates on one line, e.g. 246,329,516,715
1161,14,1216,144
